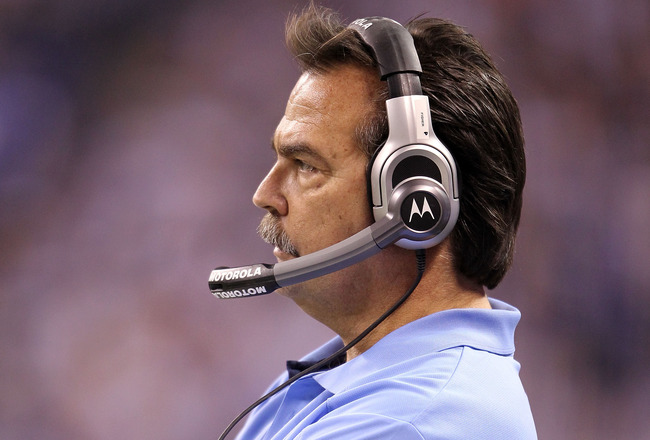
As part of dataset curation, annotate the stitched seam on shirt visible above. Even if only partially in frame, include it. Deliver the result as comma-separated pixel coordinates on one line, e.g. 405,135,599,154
306,410,427,440
409,346,465,426
387,418,427,440
433,346,464,400
319,348,464,438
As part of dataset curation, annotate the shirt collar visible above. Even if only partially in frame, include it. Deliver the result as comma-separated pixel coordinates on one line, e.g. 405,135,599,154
289,298,521,394
286,352,347,379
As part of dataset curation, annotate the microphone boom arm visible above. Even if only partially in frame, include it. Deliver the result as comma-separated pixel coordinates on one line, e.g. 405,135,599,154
274,214,402,285
209,215,404,299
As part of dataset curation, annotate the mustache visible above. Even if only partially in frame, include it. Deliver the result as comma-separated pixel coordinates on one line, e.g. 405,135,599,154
257,213,300,257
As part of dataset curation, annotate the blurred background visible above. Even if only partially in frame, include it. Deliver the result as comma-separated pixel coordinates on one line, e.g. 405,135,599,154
1,0,648,438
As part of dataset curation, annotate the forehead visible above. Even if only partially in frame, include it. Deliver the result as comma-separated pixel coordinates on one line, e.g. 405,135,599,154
274,65,381,153
288,65,379,117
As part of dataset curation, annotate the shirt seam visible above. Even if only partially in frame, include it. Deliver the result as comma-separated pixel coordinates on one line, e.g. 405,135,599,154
409,345,465,427
317,346,465,438
313,407,428,440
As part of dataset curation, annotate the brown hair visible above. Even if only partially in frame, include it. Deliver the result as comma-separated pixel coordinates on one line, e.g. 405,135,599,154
285,5,525,289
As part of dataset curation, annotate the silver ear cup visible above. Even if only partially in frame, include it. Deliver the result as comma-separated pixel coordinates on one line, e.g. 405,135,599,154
385,177,457,250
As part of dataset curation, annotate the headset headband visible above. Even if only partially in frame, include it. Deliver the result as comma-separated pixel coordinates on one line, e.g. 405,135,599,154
348,17,422,97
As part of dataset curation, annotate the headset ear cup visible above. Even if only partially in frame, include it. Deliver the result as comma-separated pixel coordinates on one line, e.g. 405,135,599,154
386,177,454,249
369,139,459,248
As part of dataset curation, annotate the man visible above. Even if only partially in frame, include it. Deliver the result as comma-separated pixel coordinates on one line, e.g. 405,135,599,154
228,4,536,439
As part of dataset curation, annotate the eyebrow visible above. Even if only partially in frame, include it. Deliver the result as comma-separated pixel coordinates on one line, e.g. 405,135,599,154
271,140,326,163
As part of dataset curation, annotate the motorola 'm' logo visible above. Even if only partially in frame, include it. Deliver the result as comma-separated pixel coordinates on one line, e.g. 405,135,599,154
409,197,433,223
400,192,441,232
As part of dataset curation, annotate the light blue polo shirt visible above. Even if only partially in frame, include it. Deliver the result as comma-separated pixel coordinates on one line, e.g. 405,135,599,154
235,298,537,439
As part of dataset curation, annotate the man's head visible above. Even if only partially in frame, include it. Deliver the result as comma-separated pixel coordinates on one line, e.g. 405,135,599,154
279,5,525,289
253,63,388,313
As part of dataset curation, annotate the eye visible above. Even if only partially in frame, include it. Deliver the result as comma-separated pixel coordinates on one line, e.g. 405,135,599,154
295,158,316,173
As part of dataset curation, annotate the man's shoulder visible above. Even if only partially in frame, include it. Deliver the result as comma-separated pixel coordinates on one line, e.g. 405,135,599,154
328,345,514,405
319,346,536,439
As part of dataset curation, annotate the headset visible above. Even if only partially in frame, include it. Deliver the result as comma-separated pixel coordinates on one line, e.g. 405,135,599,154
208,16,459,299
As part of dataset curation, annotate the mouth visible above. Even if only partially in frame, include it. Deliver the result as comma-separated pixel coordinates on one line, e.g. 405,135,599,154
258,213,300,261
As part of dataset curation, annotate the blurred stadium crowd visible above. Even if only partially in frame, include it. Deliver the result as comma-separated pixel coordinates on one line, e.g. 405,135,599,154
1,0,648,438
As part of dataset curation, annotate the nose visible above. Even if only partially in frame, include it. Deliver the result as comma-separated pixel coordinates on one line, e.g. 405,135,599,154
252,163,288,216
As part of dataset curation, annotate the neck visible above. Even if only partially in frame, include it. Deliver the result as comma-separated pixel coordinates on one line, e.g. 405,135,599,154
285,241,488,361
339,244,489,361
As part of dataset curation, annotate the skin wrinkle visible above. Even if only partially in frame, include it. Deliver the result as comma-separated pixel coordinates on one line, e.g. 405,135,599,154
275,144,332,176
287,74,329,119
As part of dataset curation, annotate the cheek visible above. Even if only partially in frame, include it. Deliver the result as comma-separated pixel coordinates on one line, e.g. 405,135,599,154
287,160,372,251
341,173,374,227
314,185,372,240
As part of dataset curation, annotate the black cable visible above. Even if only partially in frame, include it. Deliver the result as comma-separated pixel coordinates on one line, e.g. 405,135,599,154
218,249,427,440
